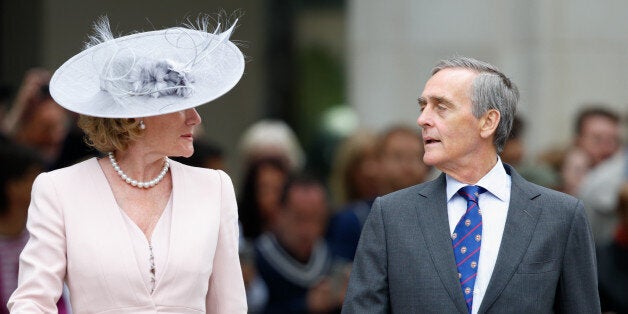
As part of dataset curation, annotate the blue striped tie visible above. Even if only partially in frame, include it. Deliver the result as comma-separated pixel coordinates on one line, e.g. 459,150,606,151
452,185,486,313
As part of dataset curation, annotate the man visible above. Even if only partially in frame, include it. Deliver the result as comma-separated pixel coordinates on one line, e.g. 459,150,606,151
579,145,628,245
342,57,599,313
563,106,623,244
560,106,622,196
573,106,622,168
255,175,348,313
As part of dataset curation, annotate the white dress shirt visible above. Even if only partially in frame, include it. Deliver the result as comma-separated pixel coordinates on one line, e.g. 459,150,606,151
446,158,511,314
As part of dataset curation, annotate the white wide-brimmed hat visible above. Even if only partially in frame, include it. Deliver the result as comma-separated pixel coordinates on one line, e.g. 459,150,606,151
49,16,245,118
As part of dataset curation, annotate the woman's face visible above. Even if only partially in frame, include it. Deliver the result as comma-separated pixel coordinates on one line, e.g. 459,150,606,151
256,164,287,225
18,99,69,152
141,108,201,158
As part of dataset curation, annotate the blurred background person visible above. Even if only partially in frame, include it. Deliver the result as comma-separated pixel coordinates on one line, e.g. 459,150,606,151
327,129,381,208
579,140,627,245
2,69,50,135
326,130,382,261
561,106,624,245
236,157,290,314
377,125,432,195
500,116,559,189
597,182,628,313
239,240,268,314
560,105,621,195
0,84,12,143
3,69,71,168
238,157,291,241
0,143,69,313
255,175,348,313
238,119,305,173
574,106,623,167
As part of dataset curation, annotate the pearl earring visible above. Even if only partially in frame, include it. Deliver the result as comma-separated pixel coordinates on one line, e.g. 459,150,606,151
139,120,146,130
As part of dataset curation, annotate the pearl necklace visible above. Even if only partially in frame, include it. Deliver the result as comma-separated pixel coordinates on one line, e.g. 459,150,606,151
108,152,170,189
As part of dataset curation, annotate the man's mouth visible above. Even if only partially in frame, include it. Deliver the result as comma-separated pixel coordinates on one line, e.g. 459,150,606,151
424,138,440,145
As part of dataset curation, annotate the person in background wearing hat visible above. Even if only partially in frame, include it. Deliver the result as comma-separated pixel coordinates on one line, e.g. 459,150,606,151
8,15,247,313
342,56,599,313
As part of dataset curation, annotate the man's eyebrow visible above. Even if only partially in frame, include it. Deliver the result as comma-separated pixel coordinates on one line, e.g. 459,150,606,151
417,96,454,107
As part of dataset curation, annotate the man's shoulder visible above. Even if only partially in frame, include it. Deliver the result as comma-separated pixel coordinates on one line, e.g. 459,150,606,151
511,173,585,223
514,172,580,205
375,179,441,208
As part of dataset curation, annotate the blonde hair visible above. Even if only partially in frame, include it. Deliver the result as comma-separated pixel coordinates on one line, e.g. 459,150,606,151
77,115,143,152
329,130,379,207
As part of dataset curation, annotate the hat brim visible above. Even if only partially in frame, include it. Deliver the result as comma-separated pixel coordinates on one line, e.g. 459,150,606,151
50,28,244,118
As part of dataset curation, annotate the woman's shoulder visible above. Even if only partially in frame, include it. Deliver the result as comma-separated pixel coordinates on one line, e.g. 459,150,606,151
43,156,100,180
30,157,100,194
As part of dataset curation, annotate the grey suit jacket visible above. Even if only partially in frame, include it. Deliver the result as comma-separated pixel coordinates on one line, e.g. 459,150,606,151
342,164,600,313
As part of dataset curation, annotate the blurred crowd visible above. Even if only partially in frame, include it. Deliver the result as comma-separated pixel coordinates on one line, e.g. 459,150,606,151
1,68,627,313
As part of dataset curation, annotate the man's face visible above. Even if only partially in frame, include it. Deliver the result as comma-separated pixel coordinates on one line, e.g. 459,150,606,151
277,185,328,261
417,68,486,172
577,115,620,166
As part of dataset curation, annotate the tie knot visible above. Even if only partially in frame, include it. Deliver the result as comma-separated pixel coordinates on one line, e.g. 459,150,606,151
458,185,486,203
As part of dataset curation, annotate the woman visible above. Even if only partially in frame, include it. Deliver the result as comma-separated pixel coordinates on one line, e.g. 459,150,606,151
8,16,247,313
4,70,71,167
326,130,382,261
238,157,290,240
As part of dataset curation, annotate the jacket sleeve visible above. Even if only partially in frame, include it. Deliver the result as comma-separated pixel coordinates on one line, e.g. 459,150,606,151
206,171,248,314
342,197,389,314
555,200,601,313
8,173,67,313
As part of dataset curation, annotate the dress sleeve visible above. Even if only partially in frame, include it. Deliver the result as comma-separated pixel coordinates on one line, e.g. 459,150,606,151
206,170,248,314
8,173,67,313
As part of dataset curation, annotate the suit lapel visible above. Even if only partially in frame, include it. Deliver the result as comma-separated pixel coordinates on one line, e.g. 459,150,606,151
153,160,183,294
414,174,469,314
90,158,154,300
478,165,542,313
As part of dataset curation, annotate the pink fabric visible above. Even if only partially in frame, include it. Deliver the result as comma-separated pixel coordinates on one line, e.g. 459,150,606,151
1,233,67,314
8,158,247,313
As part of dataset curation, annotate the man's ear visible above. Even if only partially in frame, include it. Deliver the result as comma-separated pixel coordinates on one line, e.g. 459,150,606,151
480,109,500,139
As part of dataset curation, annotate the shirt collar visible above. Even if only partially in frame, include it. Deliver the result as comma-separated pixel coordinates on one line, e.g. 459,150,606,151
446,157,510,202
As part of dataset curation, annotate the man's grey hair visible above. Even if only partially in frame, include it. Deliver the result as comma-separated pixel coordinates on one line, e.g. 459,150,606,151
431,56,519,153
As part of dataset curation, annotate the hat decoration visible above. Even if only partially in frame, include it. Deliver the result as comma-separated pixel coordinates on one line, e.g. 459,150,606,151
50,15,245,118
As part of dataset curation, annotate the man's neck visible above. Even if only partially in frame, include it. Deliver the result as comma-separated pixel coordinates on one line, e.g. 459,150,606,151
442,155,498,184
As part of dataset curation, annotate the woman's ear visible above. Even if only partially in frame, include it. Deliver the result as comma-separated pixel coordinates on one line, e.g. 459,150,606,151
480,109,500,139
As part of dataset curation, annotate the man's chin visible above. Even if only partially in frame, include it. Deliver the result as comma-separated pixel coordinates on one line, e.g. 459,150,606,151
422,154,440,167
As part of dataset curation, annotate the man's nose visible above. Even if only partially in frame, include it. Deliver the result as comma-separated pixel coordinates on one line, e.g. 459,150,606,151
417,108,431,128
